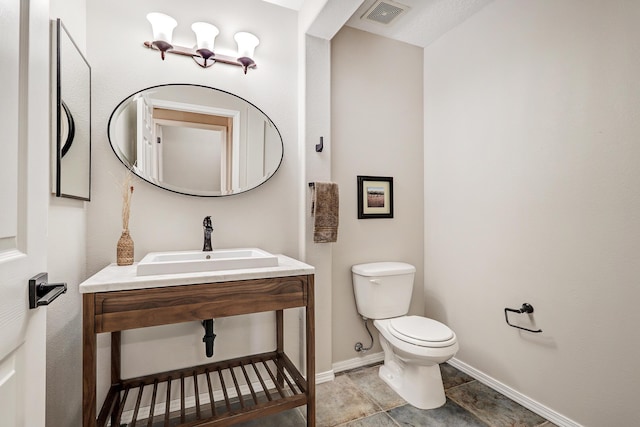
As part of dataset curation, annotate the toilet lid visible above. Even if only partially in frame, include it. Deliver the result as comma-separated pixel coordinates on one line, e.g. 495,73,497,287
389,316,454,346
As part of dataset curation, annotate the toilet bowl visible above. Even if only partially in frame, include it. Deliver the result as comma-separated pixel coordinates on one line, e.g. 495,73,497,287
351,262,458,409
374,316,458,409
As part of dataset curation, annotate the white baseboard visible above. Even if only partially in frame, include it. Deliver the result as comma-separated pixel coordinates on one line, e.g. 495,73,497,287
447,358,582,427
332,351,384,374
315,369,335,384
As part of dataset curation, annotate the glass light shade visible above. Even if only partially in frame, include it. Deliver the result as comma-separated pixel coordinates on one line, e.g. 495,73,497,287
191,22,219,52
146,12,177,43
234,32,260,59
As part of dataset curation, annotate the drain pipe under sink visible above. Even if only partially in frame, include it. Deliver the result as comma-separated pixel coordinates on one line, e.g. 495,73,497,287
202,319,216,357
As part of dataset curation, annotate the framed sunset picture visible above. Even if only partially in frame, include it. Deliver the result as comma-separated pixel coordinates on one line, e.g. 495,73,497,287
357,176,394,219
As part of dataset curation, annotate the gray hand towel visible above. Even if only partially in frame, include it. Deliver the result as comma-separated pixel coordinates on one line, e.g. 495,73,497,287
311,182,339,243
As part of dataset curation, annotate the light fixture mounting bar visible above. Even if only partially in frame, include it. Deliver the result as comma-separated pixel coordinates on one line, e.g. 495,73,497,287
143,41,257,70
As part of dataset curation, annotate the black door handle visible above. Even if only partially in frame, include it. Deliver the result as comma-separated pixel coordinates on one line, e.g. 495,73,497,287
29,272,67,309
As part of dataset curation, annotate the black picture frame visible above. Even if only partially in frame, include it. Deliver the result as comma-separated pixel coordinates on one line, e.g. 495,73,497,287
357,176,394,219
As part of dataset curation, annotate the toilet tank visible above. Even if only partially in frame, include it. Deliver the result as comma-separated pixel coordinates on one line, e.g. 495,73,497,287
351,262,416,319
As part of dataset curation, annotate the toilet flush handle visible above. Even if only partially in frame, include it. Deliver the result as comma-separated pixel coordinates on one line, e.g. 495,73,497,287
370,279,381,285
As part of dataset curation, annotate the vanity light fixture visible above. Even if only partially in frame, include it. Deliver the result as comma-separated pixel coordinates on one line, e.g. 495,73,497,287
191,21,219,66
146,13,177,60
144,12,259,73
234,32,260,74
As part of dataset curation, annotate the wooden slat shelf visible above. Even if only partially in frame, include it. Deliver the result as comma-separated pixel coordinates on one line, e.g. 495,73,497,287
97,352,306,427
83,272,315,427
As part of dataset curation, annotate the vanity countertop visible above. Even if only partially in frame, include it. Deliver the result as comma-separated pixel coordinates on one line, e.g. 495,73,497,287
79,254,315,294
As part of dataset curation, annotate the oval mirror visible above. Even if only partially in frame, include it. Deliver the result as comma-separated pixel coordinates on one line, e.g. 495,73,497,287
108,84,283,196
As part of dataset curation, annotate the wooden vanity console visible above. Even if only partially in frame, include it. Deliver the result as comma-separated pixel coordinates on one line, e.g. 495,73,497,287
81,256,315,427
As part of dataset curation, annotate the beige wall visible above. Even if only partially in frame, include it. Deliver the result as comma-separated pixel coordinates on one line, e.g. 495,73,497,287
47,1,88,426
331,27,424,363
46,2,353,422
86,0,300,408
300,0,365,379
423,0,640,425
47,1,640,425
304,34,334,376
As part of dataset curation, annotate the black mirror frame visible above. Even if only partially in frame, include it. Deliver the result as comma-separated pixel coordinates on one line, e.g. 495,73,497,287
107,84,284,197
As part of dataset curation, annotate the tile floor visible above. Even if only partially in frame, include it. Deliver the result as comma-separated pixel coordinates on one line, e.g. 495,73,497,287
235,362,557,427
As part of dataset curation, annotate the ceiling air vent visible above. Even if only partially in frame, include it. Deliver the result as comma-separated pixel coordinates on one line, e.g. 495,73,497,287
361,0,409,26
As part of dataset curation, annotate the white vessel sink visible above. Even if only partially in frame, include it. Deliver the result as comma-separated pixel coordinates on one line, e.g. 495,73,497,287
136,248,279,276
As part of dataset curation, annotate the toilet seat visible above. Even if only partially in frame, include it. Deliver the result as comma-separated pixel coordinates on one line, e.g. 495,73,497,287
389,316,456,348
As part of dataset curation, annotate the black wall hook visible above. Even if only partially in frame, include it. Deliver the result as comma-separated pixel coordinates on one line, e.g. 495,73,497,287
315,136,324,152
504,303,542,333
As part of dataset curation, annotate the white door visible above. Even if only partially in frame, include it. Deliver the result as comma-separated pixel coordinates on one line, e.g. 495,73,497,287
0,0,50,425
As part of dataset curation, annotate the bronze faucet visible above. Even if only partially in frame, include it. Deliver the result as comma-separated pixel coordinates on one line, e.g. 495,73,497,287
203,216,213,251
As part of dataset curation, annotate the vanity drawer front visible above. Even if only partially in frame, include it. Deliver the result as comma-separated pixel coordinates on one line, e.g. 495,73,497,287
93,275,309,333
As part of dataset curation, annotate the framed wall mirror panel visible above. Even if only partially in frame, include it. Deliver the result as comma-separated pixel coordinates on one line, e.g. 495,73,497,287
54,19,91,200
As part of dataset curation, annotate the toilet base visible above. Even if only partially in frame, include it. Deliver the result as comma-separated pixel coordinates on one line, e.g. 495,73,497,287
378,359,446,409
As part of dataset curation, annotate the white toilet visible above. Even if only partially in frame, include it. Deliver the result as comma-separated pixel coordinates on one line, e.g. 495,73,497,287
351,262,458,409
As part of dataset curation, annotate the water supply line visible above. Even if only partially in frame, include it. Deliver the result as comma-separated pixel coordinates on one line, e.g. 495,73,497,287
355,317,374,353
